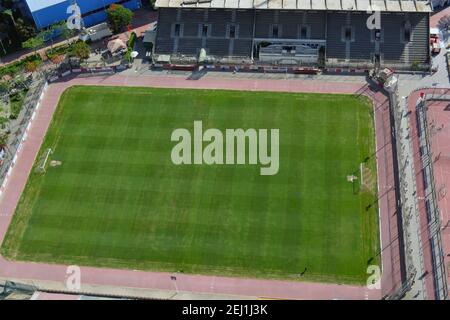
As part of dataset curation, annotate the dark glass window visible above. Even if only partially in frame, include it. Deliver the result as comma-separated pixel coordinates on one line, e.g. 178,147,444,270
272,25,279,38
174,24,181,37
300,26,308,39
404,28,411,42
202,24,209,37
229,25,236,38
344,27,352,41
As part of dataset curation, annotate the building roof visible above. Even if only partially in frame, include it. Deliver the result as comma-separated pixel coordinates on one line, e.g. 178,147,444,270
25,0,68,13
155,0,432,12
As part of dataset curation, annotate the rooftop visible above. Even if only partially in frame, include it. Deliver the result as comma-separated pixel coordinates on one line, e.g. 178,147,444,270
25,0,68,13
155,0,432,12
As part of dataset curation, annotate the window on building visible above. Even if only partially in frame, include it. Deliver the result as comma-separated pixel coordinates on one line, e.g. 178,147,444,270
404,27,411,42
229,24,236,38
202,24,209,37
174,23,181,37
344,27,352,41
272,24,279,38
300,26,308,39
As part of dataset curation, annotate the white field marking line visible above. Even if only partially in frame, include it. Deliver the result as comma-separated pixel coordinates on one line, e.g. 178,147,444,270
360,162,364,187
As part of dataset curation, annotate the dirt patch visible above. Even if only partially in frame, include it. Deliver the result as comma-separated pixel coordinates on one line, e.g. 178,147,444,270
49,160,62,167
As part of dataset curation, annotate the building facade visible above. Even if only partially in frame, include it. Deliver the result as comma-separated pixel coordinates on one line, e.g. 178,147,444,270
20,0,142,30
154,0,431,70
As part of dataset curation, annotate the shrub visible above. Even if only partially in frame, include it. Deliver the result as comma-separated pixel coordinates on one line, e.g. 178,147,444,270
9,90,27,120
51,55,65,65
46,44,71,59
0,132,9,146
411,61,421,71
127,32,137,49
124,50,132,63
24,60,39,72
69,41,91,60
0,55,42,78
0,117,8,130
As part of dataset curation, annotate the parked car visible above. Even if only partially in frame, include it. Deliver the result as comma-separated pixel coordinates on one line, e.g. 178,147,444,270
430,28,441,55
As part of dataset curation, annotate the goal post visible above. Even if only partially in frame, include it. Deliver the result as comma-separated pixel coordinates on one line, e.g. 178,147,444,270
36,148,52,173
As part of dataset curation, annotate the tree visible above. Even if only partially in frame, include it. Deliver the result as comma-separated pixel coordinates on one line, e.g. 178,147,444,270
15,18,36,41
69,41,91,60
40,28,54,49
22,35,44,55
0,81,11,95
57,20,76,44
149,0,156,10
106,4,133,34
0,132,9,147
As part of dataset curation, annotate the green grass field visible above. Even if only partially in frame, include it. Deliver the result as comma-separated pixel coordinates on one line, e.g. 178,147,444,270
1,86,380,284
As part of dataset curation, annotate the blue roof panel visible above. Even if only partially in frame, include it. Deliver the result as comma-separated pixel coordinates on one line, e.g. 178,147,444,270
25,0,68,13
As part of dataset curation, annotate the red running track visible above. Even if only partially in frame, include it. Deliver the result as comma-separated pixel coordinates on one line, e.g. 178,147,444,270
0,74,401,299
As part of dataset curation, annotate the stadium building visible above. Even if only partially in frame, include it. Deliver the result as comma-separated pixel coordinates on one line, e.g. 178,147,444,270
18,0,142,30
153,0,432,70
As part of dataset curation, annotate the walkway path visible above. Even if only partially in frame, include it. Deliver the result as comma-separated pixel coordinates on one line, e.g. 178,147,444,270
394,94,427,299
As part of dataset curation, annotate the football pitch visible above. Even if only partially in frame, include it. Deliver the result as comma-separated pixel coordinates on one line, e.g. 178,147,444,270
1,86,380,284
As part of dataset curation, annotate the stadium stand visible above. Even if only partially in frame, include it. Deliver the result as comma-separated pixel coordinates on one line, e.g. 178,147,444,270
154,0,431,70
